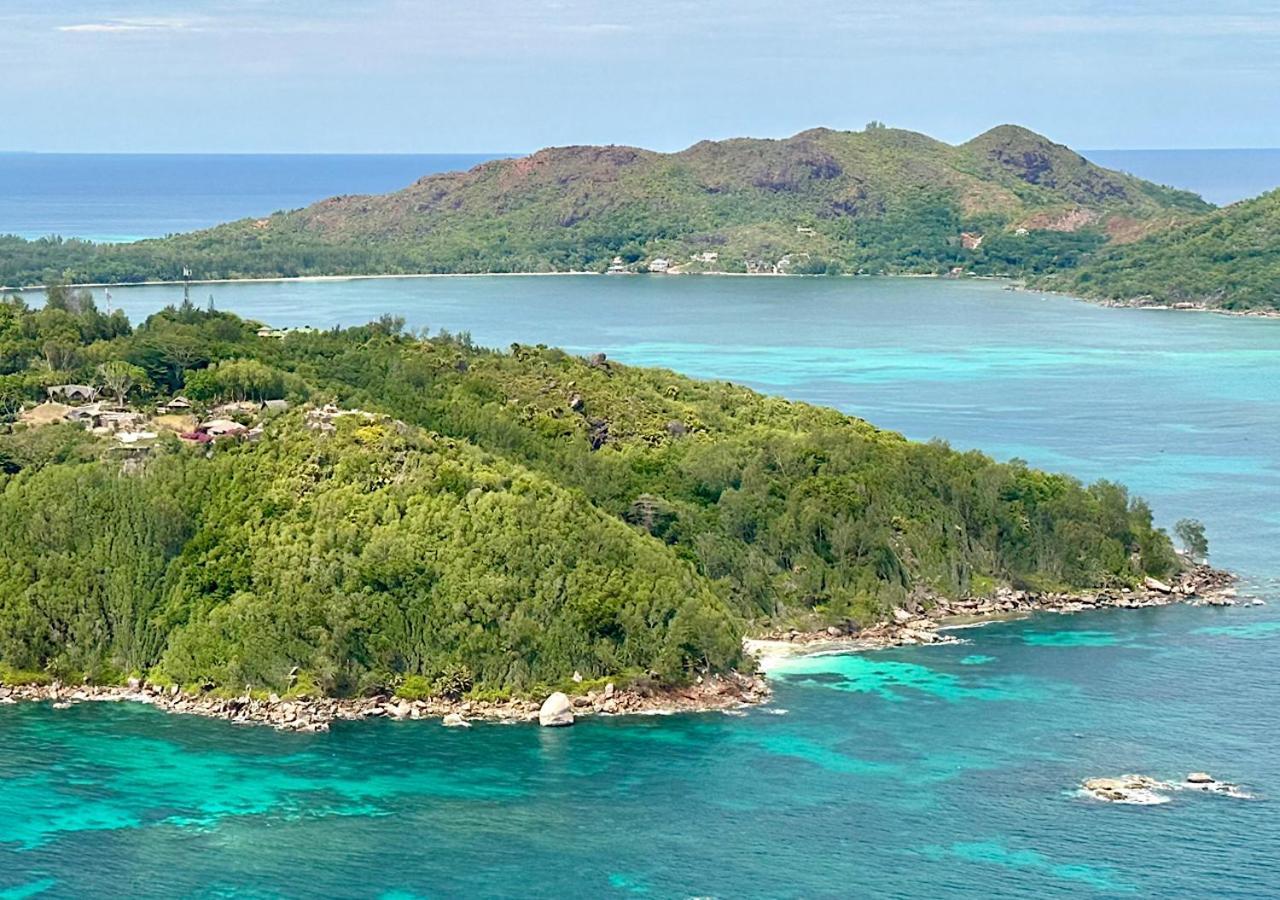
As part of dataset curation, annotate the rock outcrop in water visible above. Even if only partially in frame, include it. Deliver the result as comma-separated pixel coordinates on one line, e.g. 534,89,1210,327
538,692,575,727
1082,775,1172,805
1083,772,1251,804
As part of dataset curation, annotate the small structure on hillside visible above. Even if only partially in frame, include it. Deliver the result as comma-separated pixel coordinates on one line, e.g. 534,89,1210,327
606,256,630,275
158,395,192,414
647,258,671,274
257,324,317,339
199,418,248,439
47,384,98,404
262,399,290,414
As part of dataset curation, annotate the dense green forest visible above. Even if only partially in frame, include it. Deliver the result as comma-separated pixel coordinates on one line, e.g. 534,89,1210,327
1044,190,1280,310
0,124,1208,290
0,292,1185,696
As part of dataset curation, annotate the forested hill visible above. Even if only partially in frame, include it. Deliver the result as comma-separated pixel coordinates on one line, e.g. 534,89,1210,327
0,124,1209,287
0,295,1186,697
1041,189,1280,311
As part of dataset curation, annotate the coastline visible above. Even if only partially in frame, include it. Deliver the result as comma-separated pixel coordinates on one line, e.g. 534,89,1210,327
14,270,1276,321
0,566,1241,732
746,564,1241,669
1007,281,1280,320
0,670,771,733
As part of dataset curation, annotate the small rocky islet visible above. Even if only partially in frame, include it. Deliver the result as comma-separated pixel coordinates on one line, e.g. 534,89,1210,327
1082,772,1252,805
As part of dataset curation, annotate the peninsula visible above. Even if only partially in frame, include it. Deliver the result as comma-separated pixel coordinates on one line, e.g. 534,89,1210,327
0,292,1224,725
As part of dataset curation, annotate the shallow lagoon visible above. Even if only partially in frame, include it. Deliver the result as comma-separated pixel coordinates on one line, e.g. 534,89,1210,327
5,276,1278,897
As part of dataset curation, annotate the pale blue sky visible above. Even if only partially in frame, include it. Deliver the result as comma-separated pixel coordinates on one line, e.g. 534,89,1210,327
4,1,1278,152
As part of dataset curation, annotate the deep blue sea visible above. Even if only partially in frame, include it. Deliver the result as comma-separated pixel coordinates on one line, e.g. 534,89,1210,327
1084,149,1280,206
0,149,1277,244
0,154,505,242
4,276,1279,898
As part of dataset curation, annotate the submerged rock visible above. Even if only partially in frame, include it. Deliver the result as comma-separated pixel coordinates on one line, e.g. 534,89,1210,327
538,692,575,727
442,713,470,728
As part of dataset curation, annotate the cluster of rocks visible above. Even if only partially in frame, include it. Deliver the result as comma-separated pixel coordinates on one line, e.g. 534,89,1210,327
755,564,1240,654
0,670,771,734
1082,772,1250,804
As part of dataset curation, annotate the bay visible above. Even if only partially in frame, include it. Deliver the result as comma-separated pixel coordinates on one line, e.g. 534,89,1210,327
4,276,1278,898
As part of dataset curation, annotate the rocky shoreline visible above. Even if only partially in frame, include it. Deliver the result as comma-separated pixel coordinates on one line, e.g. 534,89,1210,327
0,565,1242,733
747,564,1243,662
0,670,770,734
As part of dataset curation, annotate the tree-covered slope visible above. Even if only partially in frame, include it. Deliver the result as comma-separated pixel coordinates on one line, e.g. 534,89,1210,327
0,415,742,693
1042,189,1280,311
0,297,1187,695
0,124,1210,287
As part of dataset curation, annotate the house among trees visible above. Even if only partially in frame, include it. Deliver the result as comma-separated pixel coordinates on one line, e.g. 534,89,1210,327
158,395,193,414
198,418,249,439
46,384,98,404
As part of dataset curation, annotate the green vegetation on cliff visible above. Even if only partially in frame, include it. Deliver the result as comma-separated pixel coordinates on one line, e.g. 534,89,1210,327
1043,189,1280,311
0,124,1207,288
0,295,1183,695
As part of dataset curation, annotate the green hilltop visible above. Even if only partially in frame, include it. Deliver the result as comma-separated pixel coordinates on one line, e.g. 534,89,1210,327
0,295,1185,696
1,123,1210,287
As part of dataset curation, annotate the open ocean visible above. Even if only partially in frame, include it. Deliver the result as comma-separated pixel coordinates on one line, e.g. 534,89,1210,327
3,275,1279,898
0,148,1277,242
0,153,505,242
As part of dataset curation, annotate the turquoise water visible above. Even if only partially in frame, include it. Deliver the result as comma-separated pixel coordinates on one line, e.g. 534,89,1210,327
5,276,1279,897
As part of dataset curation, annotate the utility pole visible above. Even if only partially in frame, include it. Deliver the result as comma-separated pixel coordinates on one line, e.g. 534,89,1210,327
182,267,192,306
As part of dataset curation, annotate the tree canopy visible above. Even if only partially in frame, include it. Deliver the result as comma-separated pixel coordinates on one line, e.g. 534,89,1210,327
0,298,1187,697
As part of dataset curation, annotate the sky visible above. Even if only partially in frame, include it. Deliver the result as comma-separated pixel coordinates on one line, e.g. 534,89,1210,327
3,0,1278,153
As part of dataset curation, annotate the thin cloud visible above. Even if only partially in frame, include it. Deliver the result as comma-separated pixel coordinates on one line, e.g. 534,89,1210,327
58,18,189,34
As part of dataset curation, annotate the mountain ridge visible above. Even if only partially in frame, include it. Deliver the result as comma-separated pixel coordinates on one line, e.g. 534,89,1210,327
0,123,1212,287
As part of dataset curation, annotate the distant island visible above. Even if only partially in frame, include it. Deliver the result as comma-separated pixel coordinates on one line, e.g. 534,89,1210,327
9,123,1276,312
0,291,1227,726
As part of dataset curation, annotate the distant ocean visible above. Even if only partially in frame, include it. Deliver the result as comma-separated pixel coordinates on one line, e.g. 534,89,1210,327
1084,148,1280,206
0,148,1277,243
0,153,506,243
